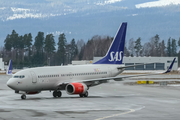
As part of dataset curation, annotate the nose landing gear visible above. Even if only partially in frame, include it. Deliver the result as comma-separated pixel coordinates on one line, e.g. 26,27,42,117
21,94,26,99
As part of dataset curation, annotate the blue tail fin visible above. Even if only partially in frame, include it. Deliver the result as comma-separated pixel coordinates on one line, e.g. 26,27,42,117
164,58,176,73
94,22,127,64
6,59,12,75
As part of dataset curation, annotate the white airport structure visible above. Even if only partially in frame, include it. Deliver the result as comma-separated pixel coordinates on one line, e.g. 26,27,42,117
0,58,4,71
93,57,178,70
72,60,92,65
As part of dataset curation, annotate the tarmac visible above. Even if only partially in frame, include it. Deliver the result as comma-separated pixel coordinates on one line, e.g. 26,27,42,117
0,74,180,120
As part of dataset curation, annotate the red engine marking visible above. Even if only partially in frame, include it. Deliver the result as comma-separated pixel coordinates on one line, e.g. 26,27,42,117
71,83,84,94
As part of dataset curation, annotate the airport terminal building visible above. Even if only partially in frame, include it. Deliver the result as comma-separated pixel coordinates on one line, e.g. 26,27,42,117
93,57,178,70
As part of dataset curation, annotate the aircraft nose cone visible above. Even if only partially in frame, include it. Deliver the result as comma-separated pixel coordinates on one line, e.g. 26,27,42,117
7,79,16,90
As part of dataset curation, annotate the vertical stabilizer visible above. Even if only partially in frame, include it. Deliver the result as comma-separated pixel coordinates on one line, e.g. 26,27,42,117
94,22,127,64
6,60,12,75
164,58,176,73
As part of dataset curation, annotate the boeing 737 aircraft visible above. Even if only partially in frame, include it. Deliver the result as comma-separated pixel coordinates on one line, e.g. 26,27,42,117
6,23,176,99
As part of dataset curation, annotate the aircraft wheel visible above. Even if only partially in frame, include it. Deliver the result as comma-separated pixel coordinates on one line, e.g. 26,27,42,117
83,91,88,97
53,91,57,98
21,94,26,99
57,91,62,97
79,94,83,97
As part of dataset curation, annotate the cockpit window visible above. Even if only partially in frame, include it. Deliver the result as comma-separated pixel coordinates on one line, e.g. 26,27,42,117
13,75,25,78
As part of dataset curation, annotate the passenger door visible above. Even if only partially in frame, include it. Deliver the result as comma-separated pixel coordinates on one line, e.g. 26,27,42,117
30,71,37,83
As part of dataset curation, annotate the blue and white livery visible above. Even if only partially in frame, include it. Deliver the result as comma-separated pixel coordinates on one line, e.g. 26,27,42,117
6,59,12,75
94,23,127,64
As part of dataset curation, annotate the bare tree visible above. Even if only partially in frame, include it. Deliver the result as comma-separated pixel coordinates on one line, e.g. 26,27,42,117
128,38,135,56
77,39,85,54
142,42,151,56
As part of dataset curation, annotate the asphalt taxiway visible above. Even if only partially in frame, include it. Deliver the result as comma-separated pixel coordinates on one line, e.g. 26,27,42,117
0,74,180,120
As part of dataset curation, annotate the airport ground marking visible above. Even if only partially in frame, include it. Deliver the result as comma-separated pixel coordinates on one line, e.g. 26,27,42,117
94,109,135,120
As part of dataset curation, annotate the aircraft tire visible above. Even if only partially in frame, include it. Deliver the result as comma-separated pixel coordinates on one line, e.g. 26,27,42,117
53,91,57,98
21,94,26,99
83,91,88,97
57,91,62,97
79,94,83,97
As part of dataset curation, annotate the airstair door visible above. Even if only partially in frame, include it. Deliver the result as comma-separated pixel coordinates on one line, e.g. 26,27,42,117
30,71,37,83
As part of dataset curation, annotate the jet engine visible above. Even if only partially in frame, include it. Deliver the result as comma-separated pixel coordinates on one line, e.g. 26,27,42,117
65,82,88,95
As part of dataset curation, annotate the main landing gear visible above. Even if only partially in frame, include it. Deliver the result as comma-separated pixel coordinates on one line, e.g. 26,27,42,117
21,94,26,99
79,91,88,97
53,90,62,98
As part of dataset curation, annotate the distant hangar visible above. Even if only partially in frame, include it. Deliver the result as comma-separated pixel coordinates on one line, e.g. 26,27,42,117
92,57,178,71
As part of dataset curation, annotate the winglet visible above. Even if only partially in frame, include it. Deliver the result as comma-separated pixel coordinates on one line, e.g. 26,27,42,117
6,59,12,75
164,58,176,73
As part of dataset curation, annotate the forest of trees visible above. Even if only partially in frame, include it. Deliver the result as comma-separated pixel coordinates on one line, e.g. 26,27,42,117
2,30,180,68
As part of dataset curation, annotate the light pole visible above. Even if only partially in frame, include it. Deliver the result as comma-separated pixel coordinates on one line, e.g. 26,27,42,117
48,57,50,66
66,52,69,64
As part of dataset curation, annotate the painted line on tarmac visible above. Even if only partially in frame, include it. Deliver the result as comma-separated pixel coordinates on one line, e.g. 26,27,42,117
94,109,135,120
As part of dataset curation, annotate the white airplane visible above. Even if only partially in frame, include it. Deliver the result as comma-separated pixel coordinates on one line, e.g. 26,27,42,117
6,23,176,99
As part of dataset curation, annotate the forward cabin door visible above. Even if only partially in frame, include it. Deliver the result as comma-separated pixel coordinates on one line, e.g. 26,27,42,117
30,71,37,83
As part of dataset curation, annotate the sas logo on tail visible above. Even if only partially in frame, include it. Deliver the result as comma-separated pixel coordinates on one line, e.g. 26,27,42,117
109,51,123,62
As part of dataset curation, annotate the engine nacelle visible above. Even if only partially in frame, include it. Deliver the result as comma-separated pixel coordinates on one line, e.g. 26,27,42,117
65,82,88,95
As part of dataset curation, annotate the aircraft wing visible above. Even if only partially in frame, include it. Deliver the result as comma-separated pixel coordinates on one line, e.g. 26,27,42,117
58,58,176,88
118,62,158,69
84,58,176,87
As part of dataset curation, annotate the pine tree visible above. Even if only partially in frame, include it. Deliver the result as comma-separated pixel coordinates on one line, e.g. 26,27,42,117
34,32,45,65
44,34,55,55
10,30,19,61
160,40,166,56
154,34,160,55
134,37,142,56
178,38,180,47
34,32,44,52
4,34,12,51
24,33,33,60
167,37,171,57
70,38,78,61
79,44,85,60
57,33,67,65
171,38,177,56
